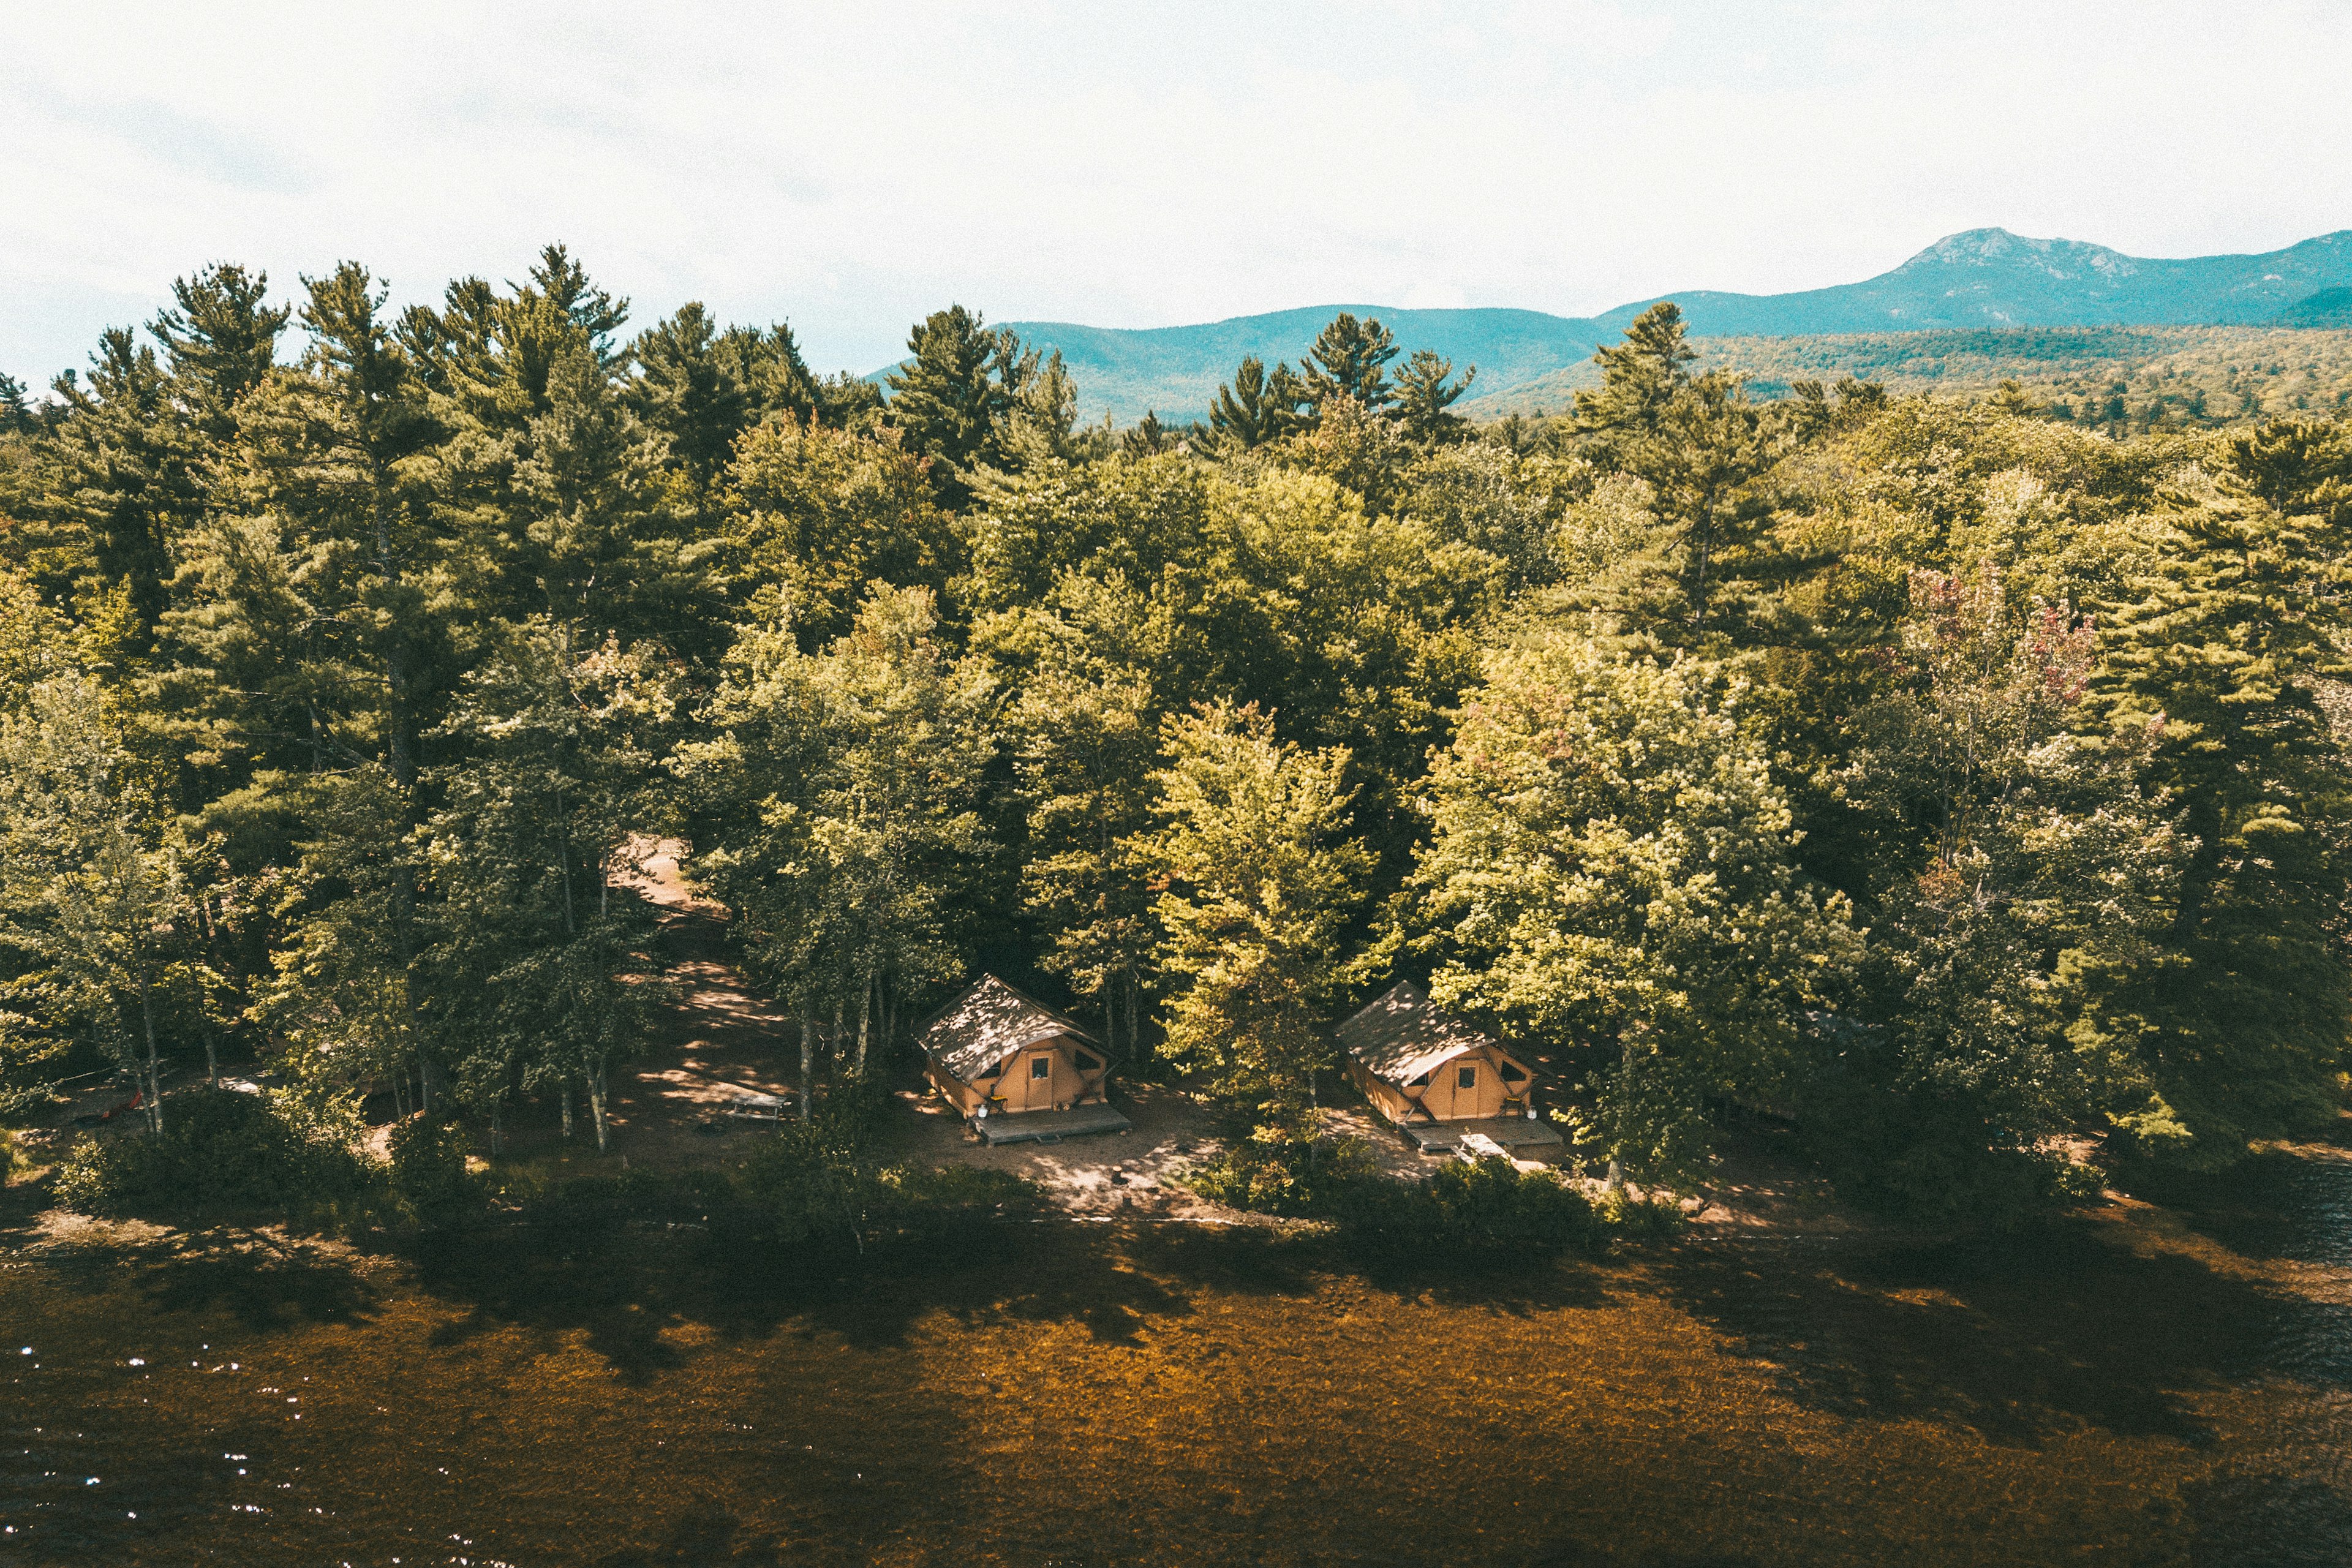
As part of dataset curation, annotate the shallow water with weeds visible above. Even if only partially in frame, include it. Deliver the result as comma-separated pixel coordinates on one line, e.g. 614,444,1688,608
4,1133,2348,1567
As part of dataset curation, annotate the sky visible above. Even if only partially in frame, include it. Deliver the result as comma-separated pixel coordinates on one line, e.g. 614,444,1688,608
6,0,2350,386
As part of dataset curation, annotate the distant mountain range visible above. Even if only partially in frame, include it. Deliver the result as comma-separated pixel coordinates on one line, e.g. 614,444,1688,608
917,228,2352,424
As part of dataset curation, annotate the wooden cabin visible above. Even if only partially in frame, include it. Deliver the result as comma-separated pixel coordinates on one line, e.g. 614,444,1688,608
1338,979,1537,1126
918,975,1112,1121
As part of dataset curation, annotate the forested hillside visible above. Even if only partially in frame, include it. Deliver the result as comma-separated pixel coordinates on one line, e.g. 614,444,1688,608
3,264,2347,1223
979,228,2352,424
1469,325,2352,431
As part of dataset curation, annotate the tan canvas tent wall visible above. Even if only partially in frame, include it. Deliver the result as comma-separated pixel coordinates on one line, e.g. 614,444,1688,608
918,975,1110,1119
1337,979,1535,1126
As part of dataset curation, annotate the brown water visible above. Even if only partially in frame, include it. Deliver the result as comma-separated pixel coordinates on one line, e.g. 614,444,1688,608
3,1139,2347,1567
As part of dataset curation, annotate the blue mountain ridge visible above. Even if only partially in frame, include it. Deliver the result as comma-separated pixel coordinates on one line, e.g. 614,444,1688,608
872,228,2352,425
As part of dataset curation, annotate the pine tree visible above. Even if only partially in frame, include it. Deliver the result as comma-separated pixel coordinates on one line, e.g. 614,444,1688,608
1299,313,1400,413
1208,356,1307,450
1570,304,1787,636
43,328,202,628
628,302,754,500
2082,466,2351,1164
1390,349,1477,443
884,305,1022,505
1574,301,1696,454
149,263,289,443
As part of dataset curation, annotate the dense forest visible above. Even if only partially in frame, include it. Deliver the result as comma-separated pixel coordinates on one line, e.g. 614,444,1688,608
1474,323,2352,437
2,251,2347,1225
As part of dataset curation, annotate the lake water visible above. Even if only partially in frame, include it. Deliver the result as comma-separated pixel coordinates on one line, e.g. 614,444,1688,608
4,1136,2346,1566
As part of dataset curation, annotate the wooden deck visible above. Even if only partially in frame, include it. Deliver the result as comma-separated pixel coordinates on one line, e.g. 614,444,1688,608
973,1102,1134,1145
1397,1115,1566,1156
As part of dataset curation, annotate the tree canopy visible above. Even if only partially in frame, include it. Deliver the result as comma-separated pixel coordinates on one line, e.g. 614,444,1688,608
2,256,2346,1225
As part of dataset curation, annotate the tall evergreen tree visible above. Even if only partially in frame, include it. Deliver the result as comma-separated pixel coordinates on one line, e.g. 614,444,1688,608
43,328,201,628
1573,301,1697,455
1299,313,1400,413
1390,349,1477,444
2082,466,2351,1163
1208,356,1308,450
149,263,289,443
884,305,1022,506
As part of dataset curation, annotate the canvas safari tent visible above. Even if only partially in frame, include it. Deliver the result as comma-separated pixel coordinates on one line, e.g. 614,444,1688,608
919,974,1117,1126
1339,980,1558,1152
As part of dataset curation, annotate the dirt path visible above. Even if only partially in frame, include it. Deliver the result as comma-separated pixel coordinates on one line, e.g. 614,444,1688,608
521,842,1891,1237
579,843,1238,1214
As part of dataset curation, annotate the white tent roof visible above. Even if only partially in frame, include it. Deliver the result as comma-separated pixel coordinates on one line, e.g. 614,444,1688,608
1335,979,1501,1086
918,975,1097,1085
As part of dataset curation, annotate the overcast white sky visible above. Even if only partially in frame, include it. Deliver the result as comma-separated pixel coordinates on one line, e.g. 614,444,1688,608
6,1,2348,385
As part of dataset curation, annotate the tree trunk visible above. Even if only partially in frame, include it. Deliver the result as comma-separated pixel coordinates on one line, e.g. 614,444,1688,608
1605,1026,1637,1194
854,976,872,1077
201,1022,218,1085
588,1060,610,1152
489,1101,504,1156
560,1080,575,1138
800,999,816,1124
139,976,164,1137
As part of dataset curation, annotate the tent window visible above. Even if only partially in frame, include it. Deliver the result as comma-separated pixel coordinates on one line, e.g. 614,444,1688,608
1031,1055,1052,1080
1073,1051,1102,1072
1498,1060,1528,1082
976,1061,1002,1080
1457,1065,1479,1091
1406,1072,1430,1088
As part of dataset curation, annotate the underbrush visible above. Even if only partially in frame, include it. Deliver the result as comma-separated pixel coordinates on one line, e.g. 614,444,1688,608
484,1077,1042,1257
52,1087,379,1220
1181,1120,1680,1256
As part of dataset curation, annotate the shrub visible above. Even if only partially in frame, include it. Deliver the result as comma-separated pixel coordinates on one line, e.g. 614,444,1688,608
52,1087,372,1218
387,1117,481,1223
1332,1155,1602,1256
1179,1121,1382,1215
1180,1118,1622,1259
737,1121,1041,1257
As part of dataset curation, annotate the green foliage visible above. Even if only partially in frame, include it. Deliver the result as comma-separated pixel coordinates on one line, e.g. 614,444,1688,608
1411,632,1861,1190
1182,1126,1618,1257
1300,313,1401,413
1392,350,1478,445
1208,356,1308,451
687,586,997,1094
1827,567,2181,1189
52,1086,371,1217
722,417,955,645
989,573,1161,1057
2075,456,2352,1163
387,1114,480,1221
739,1078,1041,1255
1333,1155,1602,1256
1180,1119,1384,1215
6,251,2350,1244
883,305,1049,505
1144,701,1373,1117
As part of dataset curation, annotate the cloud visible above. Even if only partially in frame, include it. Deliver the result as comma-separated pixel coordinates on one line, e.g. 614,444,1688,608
2,0,2347,386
